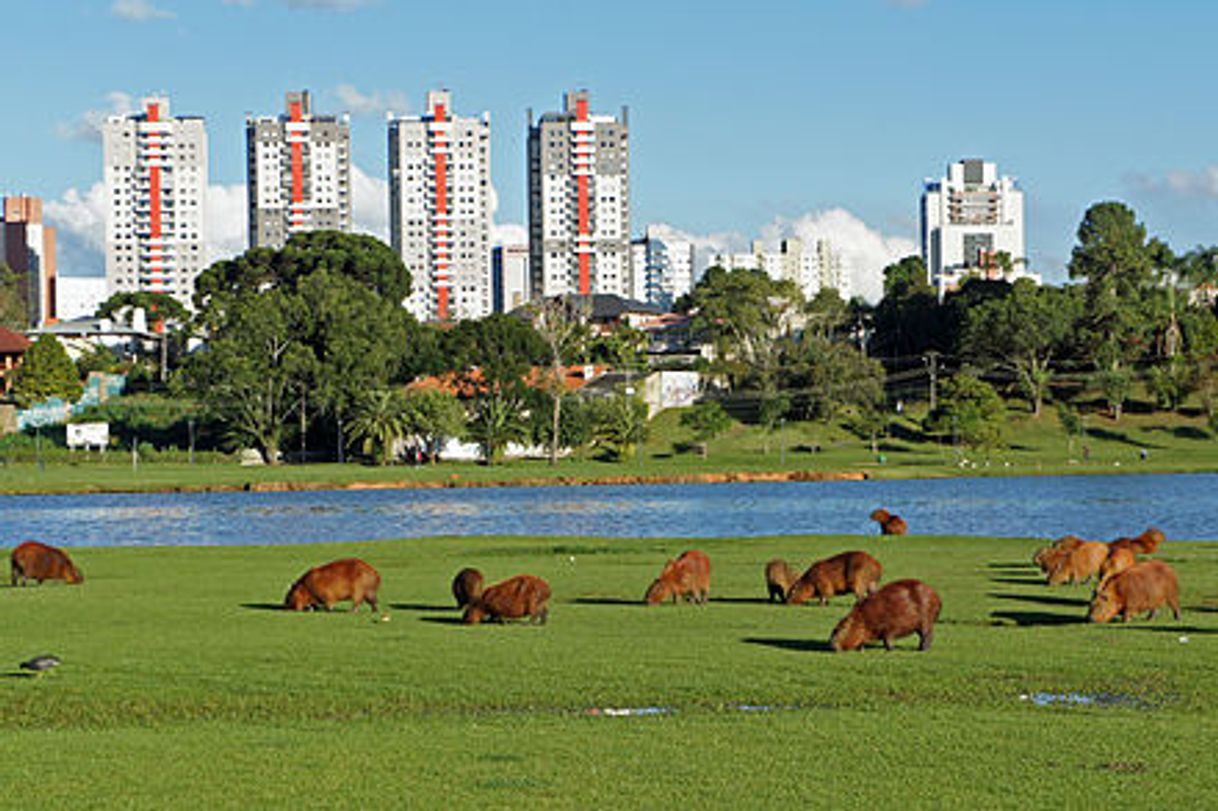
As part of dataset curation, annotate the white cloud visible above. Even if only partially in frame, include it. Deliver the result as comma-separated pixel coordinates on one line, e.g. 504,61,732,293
110,0,174,21
492,223,528,248
350,163,389,242
1130,166,1218,199
205,183,249,264
335,83,410,116
44,184,108,276
56,92,136,142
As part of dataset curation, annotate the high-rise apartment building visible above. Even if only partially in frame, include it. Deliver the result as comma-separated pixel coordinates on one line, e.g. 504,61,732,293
528,91,631,299
0,196,57,326
492,244,529,314
921,158,1029,296
708,237,849,300
247,90,351,250
389,90,492,321
102,96,207,306
630,226,694,310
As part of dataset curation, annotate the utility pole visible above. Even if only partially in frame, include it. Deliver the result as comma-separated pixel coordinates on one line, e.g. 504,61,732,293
924,351,940,412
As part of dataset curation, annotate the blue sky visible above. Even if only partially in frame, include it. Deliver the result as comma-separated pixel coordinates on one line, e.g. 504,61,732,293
2,0,1216,293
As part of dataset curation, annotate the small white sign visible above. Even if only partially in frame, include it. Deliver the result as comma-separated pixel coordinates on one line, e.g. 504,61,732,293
67,422,109,450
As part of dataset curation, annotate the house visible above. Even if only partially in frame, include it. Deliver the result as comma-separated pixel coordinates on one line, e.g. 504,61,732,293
0,327,31,395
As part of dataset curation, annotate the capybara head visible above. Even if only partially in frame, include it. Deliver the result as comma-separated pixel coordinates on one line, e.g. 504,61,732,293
64,564,84,585
1088,588,1120,624
830,612,867,651
284,581,312,611
644,578,673,605
869,509,890,523
461,604,487,624
785,578,814,605
1139,528,1166,551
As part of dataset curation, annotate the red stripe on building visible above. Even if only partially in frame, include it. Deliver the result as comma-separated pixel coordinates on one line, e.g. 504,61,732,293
289,100,304,207
433,100,450,321
576,96,591,294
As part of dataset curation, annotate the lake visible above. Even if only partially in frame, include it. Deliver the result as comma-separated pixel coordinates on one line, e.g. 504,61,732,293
2,472,1214,547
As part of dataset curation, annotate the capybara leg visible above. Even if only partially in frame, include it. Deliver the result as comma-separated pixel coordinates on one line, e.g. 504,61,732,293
535,607,549,625
367,594,379,613
882,636,893,651
919,628,934,651
1171,597,1181,620
1148,607,1158,621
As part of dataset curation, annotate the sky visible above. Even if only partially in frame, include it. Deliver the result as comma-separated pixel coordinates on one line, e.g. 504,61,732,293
2,0,1217,301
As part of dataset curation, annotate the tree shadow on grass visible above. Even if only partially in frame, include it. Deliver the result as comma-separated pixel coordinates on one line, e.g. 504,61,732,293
390,603,454,612
571,597,645,607
1144,425,1211,441
990,576,1047,586
1,672,37,679
990,610,1085,627
1085,427,1164,449
742,637,834,654
1117,624,1218,635
418,616,466,626
711,596,774,605
989,592,1089,608
240,602,285,612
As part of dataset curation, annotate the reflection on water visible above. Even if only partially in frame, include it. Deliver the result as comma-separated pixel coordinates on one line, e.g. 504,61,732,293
1,473,1215,548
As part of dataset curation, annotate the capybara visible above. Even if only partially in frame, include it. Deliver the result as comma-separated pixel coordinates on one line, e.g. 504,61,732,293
644,550,711,605
1046,540,1109,585
786,551,882,606
765,558,801,603
1109,527,1166,556
284,558,381,612
451,567,484,608
10,541,83,586
1098,545,1138,584
1033,535,1084,572
870,508,907,536
462,574,551,625
1089,560,1180,624
830,579,942,652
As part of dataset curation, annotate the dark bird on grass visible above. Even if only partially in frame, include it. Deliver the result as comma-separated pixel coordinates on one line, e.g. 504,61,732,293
19,655,61,677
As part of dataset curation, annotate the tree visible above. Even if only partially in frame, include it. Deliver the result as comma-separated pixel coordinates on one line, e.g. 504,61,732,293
404,388,467,463
347,388,410,465
871,256,948,361
804,288,850,340
758,391,791,455
924,374,1007,451
786,336,885,422
1056,401,1085,459
1068,202,1156,419
679,401,733,458
466,390,527,465
958,280,1080,417
590,390,649,462
11,335,83,408
849,406,889,457
882,255,932,299
529,297,591,465
0,264,29,330
526,388,594,460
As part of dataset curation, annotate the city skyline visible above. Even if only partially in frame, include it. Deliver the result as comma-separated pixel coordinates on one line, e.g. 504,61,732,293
2,1,1217,300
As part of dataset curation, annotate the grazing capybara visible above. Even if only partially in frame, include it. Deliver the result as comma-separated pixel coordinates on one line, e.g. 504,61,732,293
462,574,551,625
830,579,942,652
870,508,907,536
1089,560,1180,624
765,558,801,603
644,550,711,605
1033,535,1084,572
786,551,882,606
1099,545,1138,584
10,541,83,586
1110,527,1166,556
451,567,484,608
1046,540,1109,585
284,558,381,612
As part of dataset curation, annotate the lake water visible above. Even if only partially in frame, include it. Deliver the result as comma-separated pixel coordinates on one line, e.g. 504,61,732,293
2,473,1215,547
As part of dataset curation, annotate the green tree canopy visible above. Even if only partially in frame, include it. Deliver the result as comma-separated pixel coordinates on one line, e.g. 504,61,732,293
924,374,1007,451
404,388,467,463
97,291,190,328
679,401,733,458
0,264,29,330
11,334,84,408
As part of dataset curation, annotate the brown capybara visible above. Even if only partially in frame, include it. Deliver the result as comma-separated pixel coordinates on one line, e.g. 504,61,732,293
284,558,381,612
10,541,84,586
870,508,907,536
1089,560,1180,624
764,558,801,603
1033,535,1085,572
462,574,551,625
1046,540,1109,586
1109,527,1166,556
830,579,942,652
451,567,484,608
786,551,882,606
1099,545,1138,584
644,550,711,605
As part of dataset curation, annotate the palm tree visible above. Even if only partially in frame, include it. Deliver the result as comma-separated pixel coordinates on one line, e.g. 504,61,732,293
347,388,409,465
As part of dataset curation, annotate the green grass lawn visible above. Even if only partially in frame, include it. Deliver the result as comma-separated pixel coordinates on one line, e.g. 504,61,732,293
1,534,1215,808
1,404,1216,496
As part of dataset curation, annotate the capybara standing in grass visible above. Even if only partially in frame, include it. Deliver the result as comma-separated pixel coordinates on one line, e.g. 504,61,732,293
284,558,381,612
1089,560,1180,624
830,579,941,652
451,567,484,608
1109,527,1166,556
1098,546,1138,584
462,574,551,625
870,509,907,536
644,550,711,605
765,558,801,602
786,551,882,606
1046,540,1109,585
10,541,83,586
1033,535,1084,572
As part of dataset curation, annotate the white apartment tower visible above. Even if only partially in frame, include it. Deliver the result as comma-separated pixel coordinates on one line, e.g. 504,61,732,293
247,90,351,249
528,91,631,298
630,226,694,310
708,238,848,300
389,90,492,322
102,96,207,306
921,158,1028,296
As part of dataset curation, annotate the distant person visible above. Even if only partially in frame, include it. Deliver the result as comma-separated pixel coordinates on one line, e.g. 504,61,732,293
1140,448,1148,462
1083,444,1091,461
